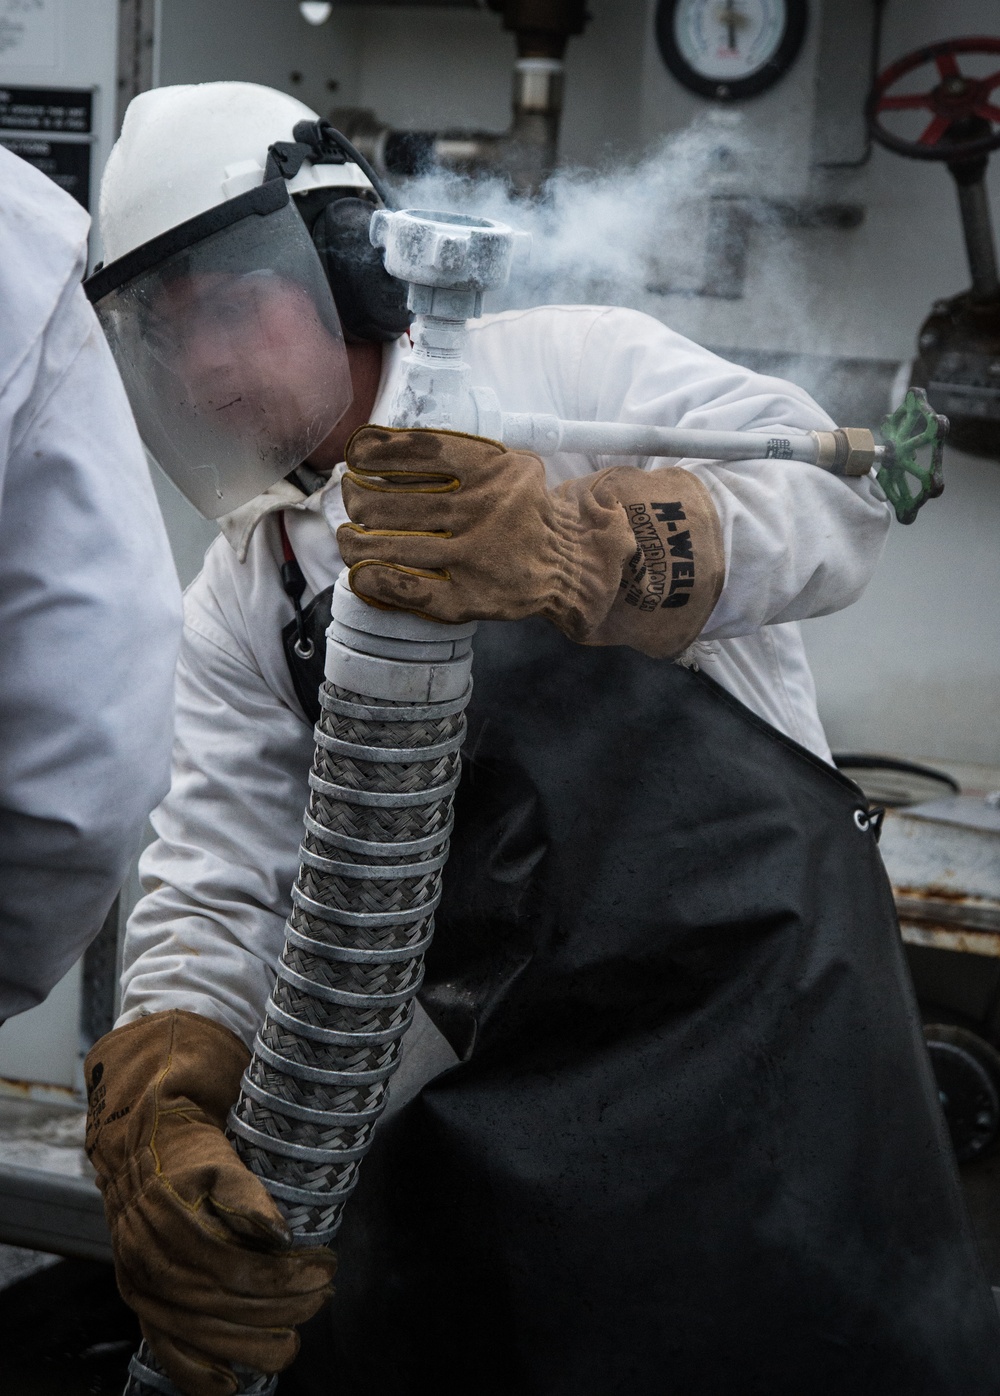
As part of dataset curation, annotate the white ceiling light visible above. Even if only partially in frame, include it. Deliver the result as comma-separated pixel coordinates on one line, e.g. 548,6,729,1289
299,2,332,23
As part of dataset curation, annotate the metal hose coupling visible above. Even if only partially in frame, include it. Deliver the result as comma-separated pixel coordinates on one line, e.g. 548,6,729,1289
125,574,475,1396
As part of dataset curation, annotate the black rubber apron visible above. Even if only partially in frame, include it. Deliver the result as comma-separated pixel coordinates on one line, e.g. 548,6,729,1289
284,606,1000,1395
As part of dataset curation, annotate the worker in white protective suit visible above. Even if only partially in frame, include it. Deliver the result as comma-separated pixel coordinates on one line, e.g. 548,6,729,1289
0,146,181,1024
81,83,1000,1396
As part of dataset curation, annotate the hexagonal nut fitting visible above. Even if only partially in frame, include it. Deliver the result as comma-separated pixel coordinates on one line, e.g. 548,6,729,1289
812,427,876,476
841,428,876,475
370,208,520,293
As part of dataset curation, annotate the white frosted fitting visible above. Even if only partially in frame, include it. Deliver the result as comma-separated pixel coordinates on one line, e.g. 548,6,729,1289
369,207,520,433
498,414,824,465
387,309,478,432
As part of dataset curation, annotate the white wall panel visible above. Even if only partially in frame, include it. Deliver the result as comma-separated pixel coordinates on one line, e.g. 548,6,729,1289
158,0,360,119
0,963,82,1093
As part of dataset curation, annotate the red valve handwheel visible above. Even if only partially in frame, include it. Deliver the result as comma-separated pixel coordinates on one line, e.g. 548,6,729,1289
867,36,1000,161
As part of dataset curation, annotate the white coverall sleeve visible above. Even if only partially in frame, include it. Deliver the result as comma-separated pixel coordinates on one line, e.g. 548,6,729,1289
0,267,182,1019
118,581,316,1048
576,308,892,637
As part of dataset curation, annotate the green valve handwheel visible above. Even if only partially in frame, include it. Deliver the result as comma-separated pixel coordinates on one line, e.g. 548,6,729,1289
877,387,948,525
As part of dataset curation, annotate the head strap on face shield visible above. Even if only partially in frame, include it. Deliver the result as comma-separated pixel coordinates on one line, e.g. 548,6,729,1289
265,119,396,209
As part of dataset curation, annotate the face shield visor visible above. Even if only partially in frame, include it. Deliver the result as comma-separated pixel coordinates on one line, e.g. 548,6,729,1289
86,181,352,519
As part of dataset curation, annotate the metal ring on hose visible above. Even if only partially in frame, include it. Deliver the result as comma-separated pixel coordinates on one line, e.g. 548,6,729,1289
284,923,435,965
307,770,460,808
126,1350,282,1396
303,809,453,858
268,1222,339,1248
259,1173,359,1209
127,1355,188,1396
313,728,465,764
318,682,472,723
275,958,425,1010
238,1072,388,1127
252,1033,404,1085
265,994,416,1046
298,844,449,880
291,883,441,927
228,1112,372,1165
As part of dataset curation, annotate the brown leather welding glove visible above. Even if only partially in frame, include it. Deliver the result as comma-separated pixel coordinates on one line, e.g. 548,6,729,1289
84,1010,335,1396
338,425,725,659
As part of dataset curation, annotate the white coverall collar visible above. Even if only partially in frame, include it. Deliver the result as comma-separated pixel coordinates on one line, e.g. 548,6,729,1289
218,336,407,562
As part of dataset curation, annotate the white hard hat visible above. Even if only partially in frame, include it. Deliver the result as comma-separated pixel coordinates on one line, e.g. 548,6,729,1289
87,80,368,520
99,81,374,263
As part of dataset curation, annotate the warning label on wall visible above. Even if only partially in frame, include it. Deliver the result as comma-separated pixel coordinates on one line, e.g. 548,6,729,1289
0,85,92,133
0,134,89,207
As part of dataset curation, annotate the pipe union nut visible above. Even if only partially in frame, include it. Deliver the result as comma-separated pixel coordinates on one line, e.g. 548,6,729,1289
811,428,876,476
371,208,518,293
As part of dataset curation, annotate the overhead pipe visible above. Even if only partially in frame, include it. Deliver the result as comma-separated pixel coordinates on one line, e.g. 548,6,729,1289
332,0,588,196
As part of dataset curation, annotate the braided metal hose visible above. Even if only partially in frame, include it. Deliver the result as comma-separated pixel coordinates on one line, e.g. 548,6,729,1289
228,678,465,1242
125,582,474,1396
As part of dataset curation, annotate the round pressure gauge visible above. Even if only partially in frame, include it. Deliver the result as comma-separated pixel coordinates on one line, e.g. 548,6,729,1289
656,0,808,101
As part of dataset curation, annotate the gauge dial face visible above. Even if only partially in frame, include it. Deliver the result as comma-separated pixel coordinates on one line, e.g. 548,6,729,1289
656,0,807,101
676,0,786,80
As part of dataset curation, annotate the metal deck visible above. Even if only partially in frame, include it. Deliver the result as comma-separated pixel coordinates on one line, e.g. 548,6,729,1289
0,1094,109,1263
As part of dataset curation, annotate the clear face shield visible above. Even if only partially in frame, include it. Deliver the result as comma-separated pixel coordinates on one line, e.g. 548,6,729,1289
87,181,352,519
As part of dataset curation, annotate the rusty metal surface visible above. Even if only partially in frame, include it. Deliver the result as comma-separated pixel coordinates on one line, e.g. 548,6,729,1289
895,890,1000,933
900,919,1000,959
881,792,1000,956
881,797,1000,901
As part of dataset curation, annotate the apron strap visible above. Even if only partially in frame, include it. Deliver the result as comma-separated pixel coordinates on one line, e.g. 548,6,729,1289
278,512,314,662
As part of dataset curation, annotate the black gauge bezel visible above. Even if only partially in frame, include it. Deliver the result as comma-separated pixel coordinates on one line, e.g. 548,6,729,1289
655,0,808,102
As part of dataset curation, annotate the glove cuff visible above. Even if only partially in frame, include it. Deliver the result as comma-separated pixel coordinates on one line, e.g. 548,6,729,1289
85,1009,251,1177
555,466,725,659
539,483,637,641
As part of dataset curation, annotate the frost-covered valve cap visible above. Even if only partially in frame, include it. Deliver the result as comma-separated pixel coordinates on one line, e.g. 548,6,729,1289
370,208,520,293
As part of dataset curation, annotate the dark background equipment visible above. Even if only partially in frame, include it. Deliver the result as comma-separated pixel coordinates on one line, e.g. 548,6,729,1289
868,35,1000,461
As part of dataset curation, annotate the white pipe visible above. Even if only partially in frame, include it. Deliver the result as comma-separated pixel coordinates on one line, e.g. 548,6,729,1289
500,412,819,463
499,412,885,477
370,210,883,481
